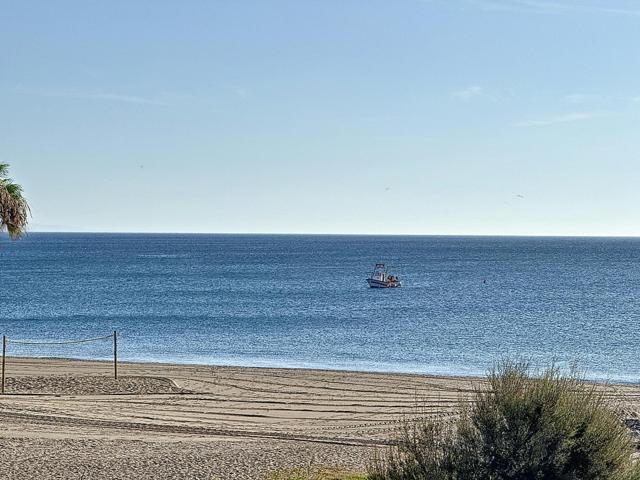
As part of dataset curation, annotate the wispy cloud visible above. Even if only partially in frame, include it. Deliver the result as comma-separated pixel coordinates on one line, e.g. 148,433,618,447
466,0,640,16
514,112,604,127
20,88,166,105
452,85,486,100
233,87,248,99
564,93,600,104
564,92,640,105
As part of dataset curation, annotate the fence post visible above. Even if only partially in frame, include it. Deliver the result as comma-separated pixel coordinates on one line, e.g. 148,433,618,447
2,335,6,395
113,331,118,380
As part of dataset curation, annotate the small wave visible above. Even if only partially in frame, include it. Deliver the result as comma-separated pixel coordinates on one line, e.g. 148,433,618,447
137,254,190,259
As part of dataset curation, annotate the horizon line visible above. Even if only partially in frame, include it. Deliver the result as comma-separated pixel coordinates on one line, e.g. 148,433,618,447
12,230,640,239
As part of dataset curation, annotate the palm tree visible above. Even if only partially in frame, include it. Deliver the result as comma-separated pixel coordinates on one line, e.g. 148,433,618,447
0,163,30,239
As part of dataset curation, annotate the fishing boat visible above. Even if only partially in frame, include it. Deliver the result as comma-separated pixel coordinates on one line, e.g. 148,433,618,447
366,263,402,288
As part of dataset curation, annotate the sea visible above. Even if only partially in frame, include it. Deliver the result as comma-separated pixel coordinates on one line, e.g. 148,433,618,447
1,233,639,382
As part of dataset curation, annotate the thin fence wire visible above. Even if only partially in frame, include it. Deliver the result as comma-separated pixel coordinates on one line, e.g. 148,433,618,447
7,334,114,346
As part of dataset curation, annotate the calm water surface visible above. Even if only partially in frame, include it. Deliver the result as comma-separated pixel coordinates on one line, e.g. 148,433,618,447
1,233,639,382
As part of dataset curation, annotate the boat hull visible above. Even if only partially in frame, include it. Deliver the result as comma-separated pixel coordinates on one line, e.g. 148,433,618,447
367,278,402,288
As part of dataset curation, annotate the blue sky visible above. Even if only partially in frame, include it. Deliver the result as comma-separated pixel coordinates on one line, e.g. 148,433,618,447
2,0,639,235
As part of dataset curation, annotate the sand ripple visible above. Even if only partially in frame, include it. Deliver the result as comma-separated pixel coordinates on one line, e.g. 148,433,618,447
3,375,189,395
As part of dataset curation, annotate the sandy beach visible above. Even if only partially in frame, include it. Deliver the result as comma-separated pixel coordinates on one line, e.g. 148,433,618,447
1,358,639,479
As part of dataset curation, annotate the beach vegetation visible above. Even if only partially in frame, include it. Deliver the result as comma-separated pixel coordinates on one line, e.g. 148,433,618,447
369,360,640,480
0,163,30,239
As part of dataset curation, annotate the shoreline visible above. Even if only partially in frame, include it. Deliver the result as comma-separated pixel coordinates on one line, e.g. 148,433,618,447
4,354,640,386
3,354,480,380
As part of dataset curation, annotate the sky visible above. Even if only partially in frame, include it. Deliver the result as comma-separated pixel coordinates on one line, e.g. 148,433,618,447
1,0,639,235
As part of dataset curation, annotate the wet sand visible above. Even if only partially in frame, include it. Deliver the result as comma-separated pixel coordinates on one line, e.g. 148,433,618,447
1,357,639,479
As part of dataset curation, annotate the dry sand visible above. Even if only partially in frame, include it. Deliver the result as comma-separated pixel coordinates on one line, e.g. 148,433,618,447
1,357,639,479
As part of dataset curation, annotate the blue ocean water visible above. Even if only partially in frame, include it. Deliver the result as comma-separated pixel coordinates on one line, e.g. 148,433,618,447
1,233,639,382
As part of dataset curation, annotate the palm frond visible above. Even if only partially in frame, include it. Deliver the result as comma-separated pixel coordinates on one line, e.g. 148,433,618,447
0,165,30,239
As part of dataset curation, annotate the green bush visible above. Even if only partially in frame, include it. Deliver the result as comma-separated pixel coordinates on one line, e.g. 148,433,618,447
370,361,640,480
